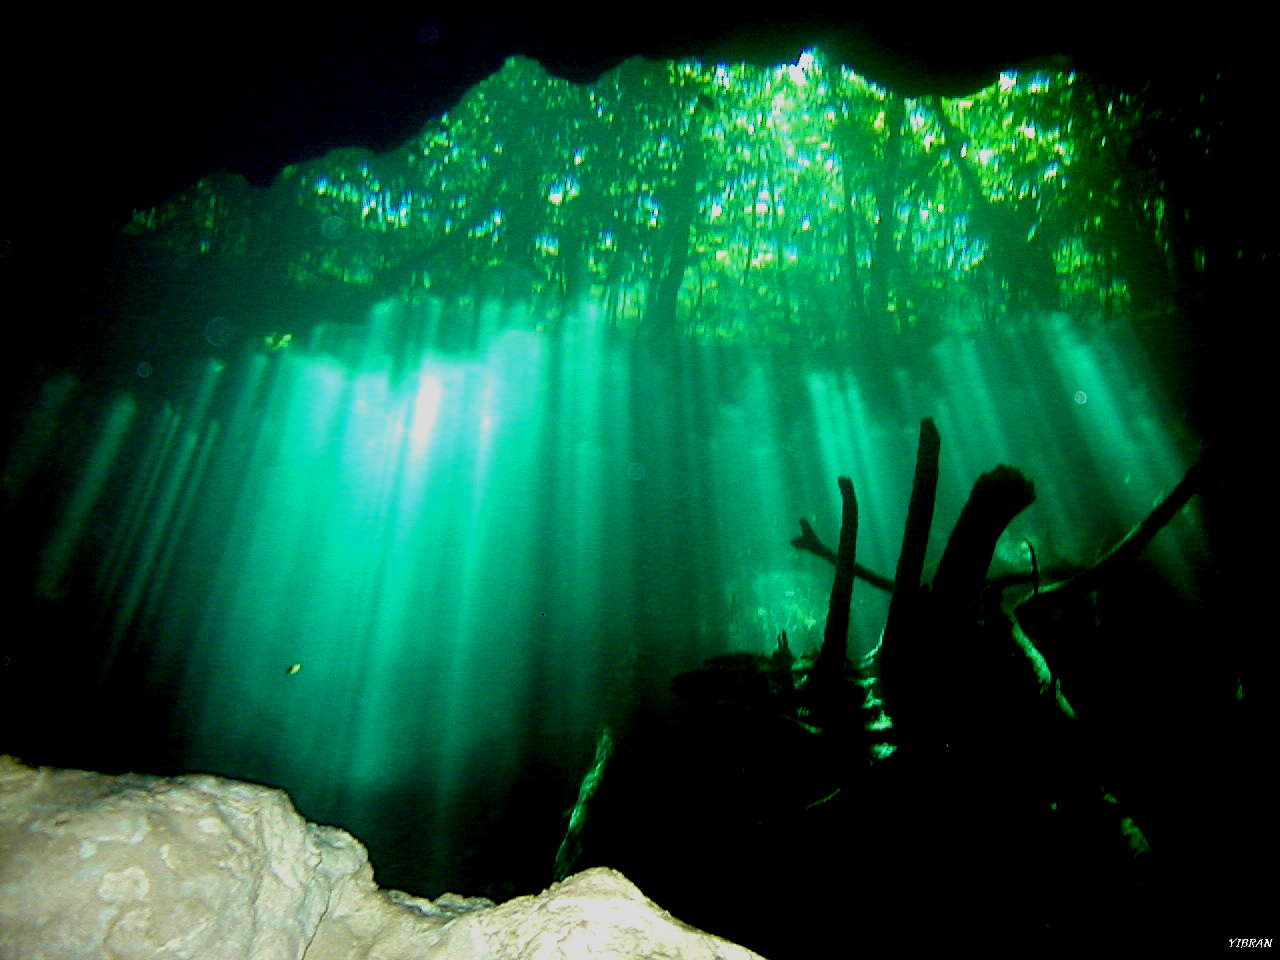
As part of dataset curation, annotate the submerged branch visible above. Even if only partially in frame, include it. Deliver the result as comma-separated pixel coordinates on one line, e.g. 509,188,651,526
931,465,1036,624
1016,457,1208,629
815,476,858,681
553,727,614,882
791,518,894,592
883,418,941,647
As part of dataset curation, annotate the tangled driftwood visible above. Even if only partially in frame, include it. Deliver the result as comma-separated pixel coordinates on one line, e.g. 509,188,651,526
559,420,1208,957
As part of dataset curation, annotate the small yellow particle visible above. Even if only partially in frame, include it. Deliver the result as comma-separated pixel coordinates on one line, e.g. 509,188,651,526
286,663,302,675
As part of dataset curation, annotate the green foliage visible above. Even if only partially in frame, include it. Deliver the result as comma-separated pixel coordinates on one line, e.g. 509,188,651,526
127,51,1179,346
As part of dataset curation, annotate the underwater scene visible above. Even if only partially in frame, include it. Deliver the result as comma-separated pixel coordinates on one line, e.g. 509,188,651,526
1,50,1248,953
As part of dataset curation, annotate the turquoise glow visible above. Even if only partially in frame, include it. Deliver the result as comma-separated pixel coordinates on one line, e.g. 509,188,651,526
7,301,1204,900
6,299,1203,908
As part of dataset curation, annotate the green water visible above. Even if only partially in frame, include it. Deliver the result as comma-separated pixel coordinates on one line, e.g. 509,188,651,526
0,51,1208,903
2,296,1201,897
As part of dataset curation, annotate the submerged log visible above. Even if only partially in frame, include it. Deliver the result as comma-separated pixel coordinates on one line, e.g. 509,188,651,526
581,427,1202,959
876,460,1036,748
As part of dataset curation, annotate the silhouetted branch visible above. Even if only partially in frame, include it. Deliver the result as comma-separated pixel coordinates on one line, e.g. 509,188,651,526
931,465,1036,624
791,519,895,592
1015,456,1207,636
815,476,858,682
883,418,940,647
790,518,837,564
986,564,1082,593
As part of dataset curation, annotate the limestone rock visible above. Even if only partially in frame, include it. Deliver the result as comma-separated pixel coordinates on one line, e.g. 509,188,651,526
0,756,763,959
424,868,765,960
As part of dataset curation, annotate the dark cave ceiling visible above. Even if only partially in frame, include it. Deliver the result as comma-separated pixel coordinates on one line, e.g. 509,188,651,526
3,8,1241,229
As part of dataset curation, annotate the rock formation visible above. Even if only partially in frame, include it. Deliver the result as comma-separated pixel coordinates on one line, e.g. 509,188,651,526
0,755,762,959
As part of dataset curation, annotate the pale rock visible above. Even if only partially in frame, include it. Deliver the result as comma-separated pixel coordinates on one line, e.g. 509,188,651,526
0,757,763,959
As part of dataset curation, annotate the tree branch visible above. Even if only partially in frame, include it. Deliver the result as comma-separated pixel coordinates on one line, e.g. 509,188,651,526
791,519,895,592
815,476,858,681
1015,457,1207,634
883,418,941,647
931,465,1036,624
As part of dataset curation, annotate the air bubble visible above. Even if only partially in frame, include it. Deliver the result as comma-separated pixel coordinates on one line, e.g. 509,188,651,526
203,316,236,346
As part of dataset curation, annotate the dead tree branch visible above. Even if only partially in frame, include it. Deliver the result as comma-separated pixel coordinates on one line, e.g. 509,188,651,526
815,476,858,684
883,418,940,648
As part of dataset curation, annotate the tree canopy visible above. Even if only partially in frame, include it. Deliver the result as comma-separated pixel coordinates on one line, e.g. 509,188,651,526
127,50,1200,351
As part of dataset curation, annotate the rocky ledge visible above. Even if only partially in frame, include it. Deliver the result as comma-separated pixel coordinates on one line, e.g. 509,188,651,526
0,756,761,959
